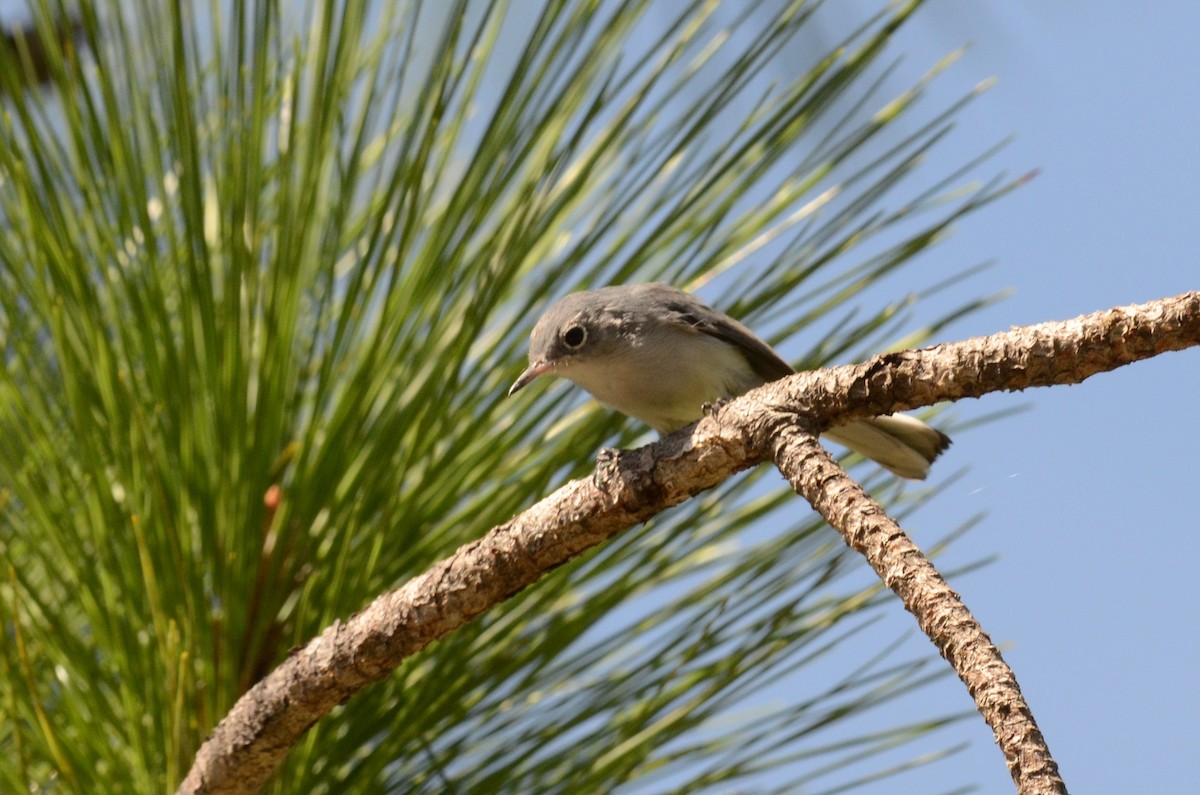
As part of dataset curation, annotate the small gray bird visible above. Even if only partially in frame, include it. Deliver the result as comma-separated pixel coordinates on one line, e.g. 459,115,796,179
509,283,949,479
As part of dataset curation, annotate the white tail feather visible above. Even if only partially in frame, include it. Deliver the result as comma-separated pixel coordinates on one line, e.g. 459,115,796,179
822,414,950,480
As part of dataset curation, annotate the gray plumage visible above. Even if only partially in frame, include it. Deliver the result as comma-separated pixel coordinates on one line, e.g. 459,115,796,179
509,283,949,479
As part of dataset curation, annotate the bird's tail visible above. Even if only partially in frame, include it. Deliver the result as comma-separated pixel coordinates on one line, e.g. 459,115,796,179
822,414,951,480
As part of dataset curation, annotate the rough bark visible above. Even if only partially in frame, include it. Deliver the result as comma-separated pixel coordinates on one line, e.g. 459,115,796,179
179,291,1200,794
767,426,1065,794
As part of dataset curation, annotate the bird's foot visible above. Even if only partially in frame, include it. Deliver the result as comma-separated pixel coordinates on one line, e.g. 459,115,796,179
596,446,620,466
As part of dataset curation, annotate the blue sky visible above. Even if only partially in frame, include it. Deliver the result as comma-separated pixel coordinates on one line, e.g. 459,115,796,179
826,2,1198,792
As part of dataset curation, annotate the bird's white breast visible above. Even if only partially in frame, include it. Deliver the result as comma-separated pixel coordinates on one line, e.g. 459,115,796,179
561,328,762,433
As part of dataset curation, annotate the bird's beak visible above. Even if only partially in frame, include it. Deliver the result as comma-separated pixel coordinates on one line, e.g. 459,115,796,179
508,360,554,397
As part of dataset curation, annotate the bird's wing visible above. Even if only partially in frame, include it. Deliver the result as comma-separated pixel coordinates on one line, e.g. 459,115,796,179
646,285,795,383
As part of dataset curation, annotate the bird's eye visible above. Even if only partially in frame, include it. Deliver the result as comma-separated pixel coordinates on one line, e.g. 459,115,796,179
562,325,587,349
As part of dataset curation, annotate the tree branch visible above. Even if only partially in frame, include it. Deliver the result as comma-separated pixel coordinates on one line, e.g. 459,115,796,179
766,424,1064,794
178,291,1200,794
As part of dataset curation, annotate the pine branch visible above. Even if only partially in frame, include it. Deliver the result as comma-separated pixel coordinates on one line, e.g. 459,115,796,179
768,431,1063,794
179,291,1200,795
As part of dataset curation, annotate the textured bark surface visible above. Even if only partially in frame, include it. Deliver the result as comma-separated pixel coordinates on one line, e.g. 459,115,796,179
179,292,1199,794
768,427,1065,794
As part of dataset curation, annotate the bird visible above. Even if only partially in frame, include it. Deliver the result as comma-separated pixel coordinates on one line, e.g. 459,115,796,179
509,283,949,479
